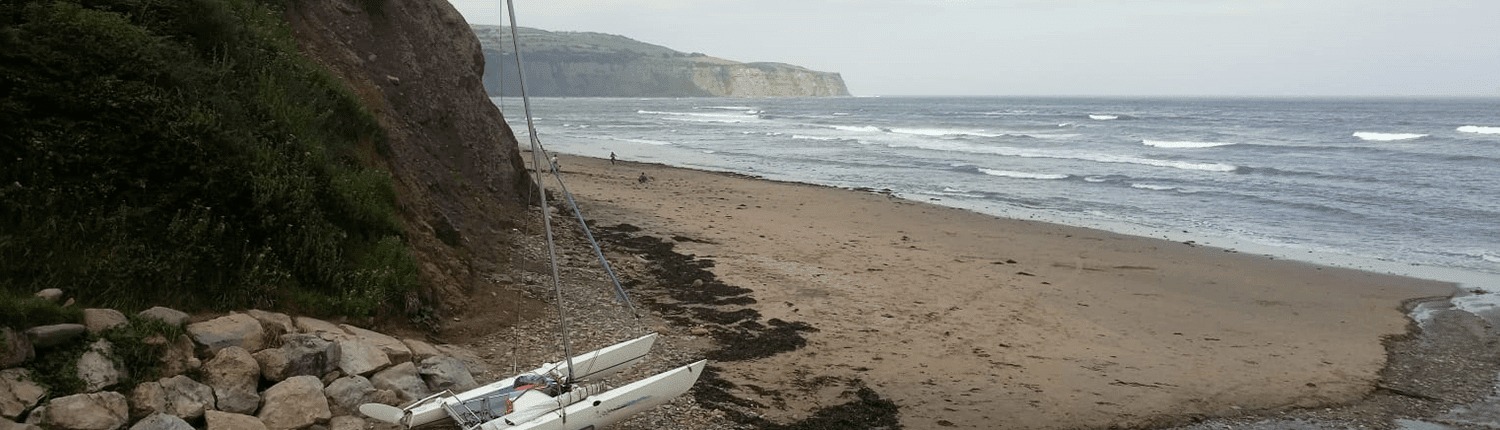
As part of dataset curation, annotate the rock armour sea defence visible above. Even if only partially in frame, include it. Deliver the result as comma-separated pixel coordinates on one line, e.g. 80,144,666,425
0,292,490,430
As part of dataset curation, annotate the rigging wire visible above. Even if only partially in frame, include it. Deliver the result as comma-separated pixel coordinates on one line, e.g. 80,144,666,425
503,0,575,388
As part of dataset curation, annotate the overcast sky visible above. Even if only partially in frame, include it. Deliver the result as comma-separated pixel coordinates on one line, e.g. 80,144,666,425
446,0,1499,97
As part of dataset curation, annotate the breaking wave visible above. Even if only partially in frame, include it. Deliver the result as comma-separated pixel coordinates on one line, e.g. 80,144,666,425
1142,140,1238,148
1353,132,1426,141
1458,126,1500,134
1131,184,1177,191
978,169,1069,180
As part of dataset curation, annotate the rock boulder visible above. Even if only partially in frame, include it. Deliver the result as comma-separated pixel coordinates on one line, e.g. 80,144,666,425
127,413,193,430
202,346,261,414
136,308,189,327
417,356,477,393
25,324,86,349
257,376,330,430
205,410,269,430
187,314,265,353
83,309,129,334
45,392,129,430
0,368,45,420
77,339,121,392
0,327,34,368
368,362,428,403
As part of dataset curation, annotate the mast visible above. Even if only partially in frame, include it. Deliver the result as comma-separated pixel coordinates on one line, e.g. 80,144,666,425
505,0,576,386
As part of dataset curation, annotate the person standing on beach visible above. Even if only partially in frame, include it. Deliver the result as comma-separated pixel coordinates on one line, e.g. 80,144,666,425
550,155,559,171
610,152,617,165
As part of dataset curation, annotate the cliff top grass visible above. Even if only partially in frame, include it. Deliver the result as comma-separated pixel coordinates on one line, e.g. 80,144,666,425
0,0,416,318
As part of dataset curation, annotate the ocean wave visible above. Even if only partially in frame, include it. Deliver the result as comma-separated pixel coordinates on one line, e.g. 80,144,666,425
1142,140,1237,148
696,106,755,111
1353,132,1427,141
890,128,1003,138
1131,184,1177,191
1089,114,1119,120
1072,154,1237,172
791,135,855,142
1458,125,1500,134
876,139,1240,173
935,187,985,198
978,169,1069,180
638,110,754,122
609,137,672,146
1083,176,1109,183
830,125,889,133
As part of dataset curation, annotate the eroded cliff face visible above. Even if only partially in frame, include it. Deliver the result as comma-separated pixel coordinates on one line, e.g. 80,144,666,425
475,26,850,98
284,0,534,319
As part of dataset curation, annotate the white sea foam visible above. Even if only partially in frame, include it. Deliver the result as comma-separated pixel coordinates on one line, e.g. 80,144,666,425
1353,132,1427,141
638,110,753,123
1083,176,1108,183
1458,125,1500,134
1089,115,1118,120
1142,140,1237,148
832,112,852,116
792,135,840,141
875,138,1239,173
1076,154,1237,172
978,169,1069,180
611,137,672,146
831,125,887,133
1132,184,1177,191
890,128,1002,138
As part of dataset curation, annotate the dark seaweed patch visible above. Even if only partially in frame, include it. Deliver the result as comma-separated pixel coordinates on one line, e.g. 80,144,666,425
594,224,900,429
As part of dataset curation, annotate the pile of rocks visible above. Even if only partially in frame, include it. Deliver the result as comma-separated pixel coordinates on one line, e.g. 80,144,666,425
2,289,488,430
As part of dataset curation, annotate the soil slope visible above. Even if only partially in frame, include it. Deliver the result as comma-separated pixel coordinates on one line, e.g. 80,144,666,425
284,0,536,322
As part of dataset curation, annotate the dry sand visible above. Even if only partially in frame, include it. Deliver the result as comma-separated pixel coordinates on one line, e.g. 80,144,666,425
544,154,1455,429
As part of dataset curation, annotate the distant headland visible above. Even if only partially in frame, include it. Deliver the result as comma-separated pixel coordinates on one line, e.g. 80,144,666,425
472,26,851,98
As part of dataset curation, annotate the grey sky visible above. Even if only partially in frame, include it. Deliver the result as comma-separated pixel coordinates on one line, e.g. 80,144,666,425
447,0,1499,96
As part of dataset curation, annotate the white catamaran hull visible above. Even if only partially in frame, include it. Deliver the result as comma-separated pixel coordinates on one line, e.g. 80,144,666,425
484,360,707,430
360,333,660,428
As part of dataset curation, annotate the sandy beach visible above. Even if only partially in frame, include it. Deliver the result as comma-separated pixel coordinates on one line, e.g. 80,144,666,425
521,154,1457,429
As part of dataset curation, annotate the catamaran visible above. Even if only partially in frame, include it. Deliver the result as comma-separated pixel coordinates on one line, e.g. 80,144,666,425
360,334,705,429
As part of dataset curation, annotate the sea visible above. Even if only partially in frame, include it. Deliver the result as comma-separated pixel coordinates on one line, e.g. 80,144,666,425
493,96,1500,317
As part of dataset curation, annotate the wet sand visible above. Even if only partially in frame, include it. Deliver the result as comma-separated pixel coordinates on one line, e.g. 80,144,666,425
551,154,1456,429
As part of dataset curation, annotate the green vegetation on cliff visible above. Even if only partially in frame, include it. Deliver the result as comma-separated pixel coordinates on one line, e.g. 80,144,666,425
0,0,416,316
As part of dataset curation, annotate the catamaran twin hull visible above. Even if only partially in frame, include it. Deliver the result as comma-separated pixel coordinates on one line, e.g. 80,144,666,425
360,334,706,430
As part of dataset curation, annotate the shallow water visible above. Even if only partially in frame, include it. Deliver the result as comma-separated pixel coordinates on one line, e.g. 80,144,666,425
497,96,1500,298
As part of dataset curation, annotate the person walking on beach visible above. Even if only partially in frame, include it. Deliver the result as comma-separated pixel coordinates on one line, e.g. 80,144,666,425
550,155,559,171
610,152,617,165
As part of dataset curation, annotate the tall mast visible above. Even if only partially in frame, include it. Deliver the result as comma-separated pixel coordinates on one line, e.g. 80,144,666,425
505,0,576,386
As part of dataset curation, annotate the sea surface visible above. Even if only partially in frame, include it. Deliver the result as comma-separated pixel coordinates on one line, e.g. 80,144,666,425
494,96,1500,311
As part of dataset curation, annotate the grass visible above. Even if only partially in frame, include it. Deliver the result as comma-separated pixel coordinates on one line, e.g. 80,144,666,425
0,0,418,317
19,312,188,398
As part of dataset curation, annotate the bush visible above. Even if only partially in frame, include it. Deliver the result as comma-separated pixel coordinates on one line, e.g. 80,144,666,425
0,0,416,317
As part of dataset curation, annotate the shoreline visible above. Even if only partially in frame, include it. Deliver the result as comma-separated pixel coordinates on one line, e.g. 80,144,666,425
537,150,1499,295
533,152,1466,428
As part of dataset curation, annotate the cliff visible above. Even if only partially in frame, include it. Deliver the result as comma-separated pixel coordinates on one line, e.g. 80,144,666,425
285,0,534,316
472,26,851,98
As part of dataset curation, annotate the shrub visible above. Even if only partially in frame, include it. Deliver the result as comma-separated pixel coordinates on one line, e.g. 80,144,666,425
0,0,416,317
